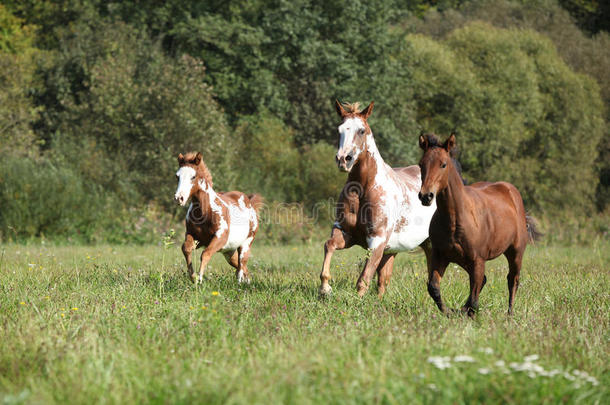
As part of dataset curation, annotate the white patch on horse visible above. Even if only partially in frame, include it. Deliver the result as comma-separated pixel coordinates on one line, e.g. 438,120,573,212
175,166,197,206
239,236,254,260
367,234,387,250
338,117,367,160
364,133,436,253
213,197,252,252
204,185,228,239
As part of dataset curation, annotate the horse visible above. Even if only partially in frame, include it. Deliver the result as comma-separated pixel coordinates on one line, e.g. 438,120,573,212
174,152,263,284
319,100,437,297
418,133,540,316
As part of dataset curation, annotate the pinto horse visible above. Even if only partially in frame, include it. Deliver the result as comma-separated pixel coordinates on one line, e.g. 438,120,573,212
319,101,436,297
418,133,540,316
174,152,262,284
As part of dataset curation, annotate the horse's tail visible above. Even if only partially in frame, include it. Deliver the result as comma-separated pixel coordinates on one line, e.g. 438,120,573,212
526,214,542,243
248,194,264,213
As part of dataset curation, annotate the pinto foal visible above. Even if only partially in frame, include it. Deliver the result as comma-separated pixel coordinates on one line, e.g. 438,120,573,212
174,152,262,284
418,134,539,316
319,101,436,297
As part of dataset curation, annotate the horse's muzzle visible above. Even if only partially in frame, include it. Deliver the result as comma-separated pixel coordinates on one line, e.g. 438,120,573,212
336,153,353,172
418,191,434,206
175,194,186,206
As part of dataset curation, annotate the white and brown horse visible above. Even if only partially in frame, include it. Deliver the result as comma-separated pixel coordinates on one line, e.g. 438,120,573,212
319,101,437,297
174,152,262,284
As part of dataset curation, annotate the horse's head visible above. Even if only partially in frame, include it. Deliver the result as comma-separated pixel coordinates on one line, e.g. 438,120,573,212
334,100,374,172
418,133,457,206
174,152,213,206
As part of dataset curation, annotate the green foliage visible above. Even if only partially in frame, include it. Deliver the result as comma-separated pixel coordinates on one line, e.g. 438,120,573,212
0,157,96,241
38,20,234,210
106,0,415,149
0,155,172,244
403,23,604,215
0,0,606,242
0,5,41,157
405,0,610,211
234,112,344,206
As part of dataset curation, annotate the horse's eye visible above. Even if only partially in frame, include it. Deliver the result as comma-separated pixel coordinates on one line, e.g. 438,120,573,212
441,162,447,169
359,128,365,135
176,175,179,179
191,176,196,180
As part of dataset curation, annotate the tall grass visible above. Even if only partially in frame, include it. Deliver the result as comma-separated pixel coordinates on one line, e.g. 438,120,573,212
0,242,608,403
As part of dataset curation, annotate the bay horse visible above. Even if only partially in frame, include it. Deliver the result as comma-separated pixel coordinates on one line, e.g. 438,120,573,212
418,133,540,316
174,152,263,284
319,101,437,297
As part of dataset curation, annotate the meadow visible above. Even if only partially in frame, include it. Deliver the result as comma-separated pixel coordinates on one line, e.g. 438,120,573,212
0,240,608,404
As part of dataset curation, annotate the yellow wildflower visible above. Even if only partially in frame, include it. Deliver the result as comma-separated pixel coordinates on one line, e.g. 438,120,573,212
211,291,219,296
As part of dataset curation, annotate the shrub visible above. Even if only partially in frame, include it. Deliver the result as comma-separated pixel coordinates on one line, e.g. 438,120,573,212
37,20,234,213
401,22,604,216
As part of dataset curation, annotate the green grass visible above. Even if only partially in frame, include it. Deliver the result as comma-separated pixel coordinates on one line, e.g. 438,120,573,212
0,241,608,404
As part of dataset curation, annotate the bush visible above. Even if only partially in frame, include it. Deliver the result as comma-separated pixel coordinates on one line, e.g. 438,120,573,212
404,0,610,211
0,5,40,157
401,22,604,217
37,20,234,213
0,155,172,244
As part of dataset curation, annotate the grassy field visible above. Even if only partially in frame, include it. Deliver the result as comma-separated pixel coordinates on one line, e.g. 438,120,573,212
0,240,608,404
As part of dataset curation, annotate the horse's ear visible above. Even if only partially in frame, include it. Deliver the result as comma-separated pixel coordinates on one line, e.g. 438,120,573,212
335,99,347,117
178,153,185,165
444,133,457,152
419,134,428,151
360,102,374,120
194,152,202,165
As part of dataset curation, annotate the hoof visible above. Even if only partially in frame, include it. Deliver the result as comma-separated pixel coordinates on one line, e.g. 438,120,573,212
237,270,250,284
356,282,368,297
189,273,197,284
319,284,332,297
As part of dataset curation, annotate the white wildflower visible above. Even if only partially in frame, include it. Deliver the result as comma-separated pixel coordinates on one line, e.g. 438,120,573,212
524,354,539,362
453,355,475,363
428,356,452,369
586,376,599,386
478,368,491,375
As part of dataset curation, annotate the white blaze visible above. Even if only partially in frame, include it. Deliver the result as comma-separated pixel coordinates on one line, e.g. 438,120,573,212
175,166,197,206
337,117,366,160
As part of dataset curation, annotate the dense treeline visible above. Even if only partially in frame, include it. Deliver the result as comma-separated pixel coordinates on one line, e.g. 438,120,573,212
0,0,607,244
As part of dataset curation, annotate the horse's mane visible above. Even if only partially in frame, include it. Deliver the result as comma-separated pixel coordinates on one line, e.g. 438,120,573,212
343,102,361,114
183,152,213,187
422,133,468,185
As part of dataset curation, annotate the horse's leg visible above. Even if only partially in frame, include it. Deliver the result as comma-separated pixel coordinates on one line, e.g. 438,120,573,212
427,252,449,314
462,259,486,317
236,237,255,283
224,250,239,269
182,233,196,279
194,236,225,284
505,247,523,315
356,241,387,297
376,253,396,298
319,227,350,296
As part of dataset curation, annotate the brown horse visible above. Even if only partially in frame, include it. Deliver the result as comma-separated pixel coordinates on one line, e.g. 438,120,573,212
319,101,436,297
174,152,263,284
418,133,540,316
